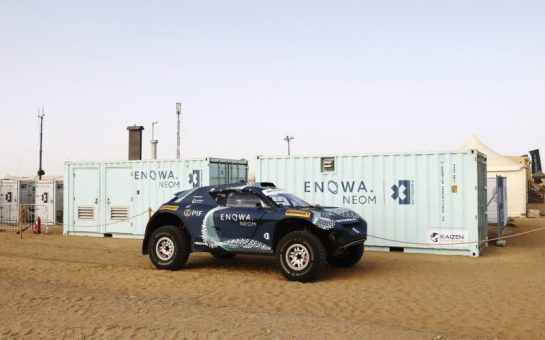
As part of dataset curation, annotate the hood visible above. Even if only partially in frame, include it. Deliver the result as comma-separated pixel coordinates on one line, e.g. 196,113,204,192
284,207,361,230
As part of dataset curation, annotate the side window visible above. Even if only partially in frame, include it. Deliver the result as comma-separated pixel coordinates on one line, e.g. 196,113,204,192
212,192,229,207
226,192,262,208
270,195,290,207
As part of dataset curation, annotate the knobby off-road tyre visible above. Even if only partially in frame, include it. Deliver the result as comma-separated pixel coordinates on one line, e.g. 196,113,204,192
276,231,326,282
210,248,236,259
148,225,190,270
326,244,364,268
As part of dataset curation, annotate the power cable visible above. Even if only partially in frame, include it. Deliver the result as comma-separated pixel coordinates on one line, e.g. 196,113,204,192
45,123,71,161
13,121,39,175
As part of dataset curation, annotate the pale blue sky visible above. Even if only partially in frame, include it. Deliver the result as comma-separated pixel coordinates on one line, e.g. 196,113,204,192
1,0,544,177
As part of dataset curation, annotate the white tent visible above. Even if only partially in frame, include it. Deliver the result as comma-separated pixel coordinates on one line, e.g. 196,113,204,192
460,136,528,217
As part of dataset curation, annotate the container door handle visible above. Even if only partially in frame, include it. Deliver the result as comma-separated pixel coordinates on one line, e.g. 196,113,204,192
95,198,98,204
107,198,110,205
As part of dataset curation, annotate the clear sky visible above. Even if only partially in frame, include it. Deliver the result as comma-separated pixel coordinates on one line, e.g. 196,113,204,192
1,0,544,177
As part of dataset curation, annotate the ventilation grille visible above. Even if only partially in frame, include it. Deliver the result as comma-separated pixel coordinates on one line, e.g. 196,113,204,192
110,206,129,220
321,157,335,172
77,206,94,220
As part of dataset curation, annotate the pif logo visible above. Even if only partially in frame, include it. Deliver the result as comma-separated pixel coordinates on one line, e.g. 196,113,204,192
391,180,414,205
184,209,203,217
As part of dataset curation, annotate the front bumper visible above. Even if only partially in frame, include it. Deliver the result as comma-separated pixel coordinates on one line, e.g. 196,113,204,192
327,219,367,253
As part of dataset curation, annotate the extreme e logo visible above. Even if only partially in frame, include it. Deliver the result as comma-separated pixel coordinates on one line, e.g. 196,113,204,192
391,180,414,205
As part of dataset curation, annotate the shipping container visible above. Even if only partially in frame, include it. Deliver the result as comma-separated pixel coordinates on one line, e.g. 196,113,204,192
63,158,248,237
256,150,488,256
34,180,64,225
0,179,36,224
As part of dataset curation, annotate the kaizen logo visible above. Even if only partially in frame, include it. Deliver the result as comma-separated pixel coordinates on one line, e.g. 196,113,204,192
391,180,414,205
188,170,201,188
427,230,467,244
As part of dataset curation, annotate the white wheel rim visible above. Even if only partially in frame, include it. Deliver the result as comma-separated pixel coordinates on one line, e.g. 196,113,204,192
285,243,310,271
156,237,175,261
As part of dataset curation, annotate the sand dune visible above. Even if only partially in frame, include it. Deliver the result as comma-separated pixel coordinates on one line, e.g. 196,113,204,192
1,219,545,339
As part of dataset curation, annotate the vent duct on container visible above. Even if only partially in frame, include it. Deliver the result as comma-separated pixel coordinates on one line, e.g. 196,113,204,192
127,125,144,160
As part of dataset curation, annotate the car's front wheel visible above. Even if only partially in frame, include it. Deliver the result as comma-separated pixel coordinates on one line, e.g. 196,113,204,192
276,231,326,282
148,225,190,270
327,244,364,267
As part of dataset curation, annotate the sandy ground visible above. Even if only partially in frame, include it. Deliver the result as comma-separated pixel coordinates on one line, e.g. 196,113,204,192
1,219,545,339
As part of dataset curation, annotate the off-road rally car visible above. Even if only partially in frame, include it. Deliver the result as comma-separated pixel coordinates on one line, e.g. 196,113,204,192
142,183,367,282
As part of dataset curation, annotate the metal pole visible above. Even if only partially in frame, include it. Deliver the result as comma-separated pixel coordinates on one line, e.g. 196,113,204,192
288,139,291,156
176,102,181,159
151,121,158,160
283,136,294,156
38,107,45,179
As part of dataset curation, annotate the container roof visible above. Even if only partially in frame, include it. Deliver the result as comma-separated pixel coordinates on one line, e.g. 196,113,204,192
459,136,524,171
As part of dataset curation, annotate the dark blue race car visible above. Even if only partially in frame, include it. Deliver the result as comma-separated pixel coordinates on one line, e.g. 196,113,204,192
142,183,367,282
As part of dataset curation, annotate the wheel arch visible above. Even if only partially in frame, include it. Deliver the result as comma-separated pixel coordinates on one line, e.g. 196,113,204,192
272,218,320,252
142,211,186,255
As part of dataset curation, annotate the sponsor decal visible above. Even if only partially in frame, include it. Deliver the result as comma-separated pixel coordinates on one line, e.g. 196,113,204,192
184,209,203,217
133,170,181,189
220,213,257,227
427,229,468,244
160,205,179,211
191,195,204,204
391,180,414,205
285,210,312,218
304,180,377,205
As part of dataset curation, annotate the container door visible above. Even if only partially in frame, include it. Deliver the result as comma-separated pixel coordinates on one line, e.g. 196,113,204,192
232,163,248,183
209,161,226,185
0,181,19,224
105,167,133,234
35,182,55,225
55,182,64,224
73,168,100,232
487,178,498,223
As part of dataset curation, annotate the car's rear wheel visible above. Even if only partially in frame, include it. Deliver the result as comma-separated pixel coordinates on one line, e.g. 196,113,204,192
276,231,326,282
327,244,364,267
210,248,236,259
148,225,190,270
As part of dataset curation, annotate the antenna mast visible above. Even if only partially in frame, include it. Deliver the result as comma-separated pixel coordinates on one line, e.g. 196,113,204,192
176,102,181,159
37,107,45,179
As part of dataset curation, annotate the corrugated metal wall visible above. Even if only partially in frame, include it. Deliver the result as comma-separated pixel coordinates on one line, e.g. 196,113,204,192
256,150,487,256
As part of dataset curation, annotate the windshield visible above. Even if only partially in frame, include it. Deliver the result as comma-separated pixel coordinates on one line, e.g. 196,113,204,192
265,191,311,208
173,189,196,202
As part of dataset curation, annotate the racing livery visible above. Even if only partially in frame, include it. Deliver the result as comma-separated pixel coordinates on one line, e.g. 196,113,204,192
142,183,367,282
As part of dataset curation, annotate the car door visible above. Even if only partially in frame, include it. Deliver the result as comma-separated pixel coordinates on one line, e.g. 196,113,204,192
213,191,267,243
